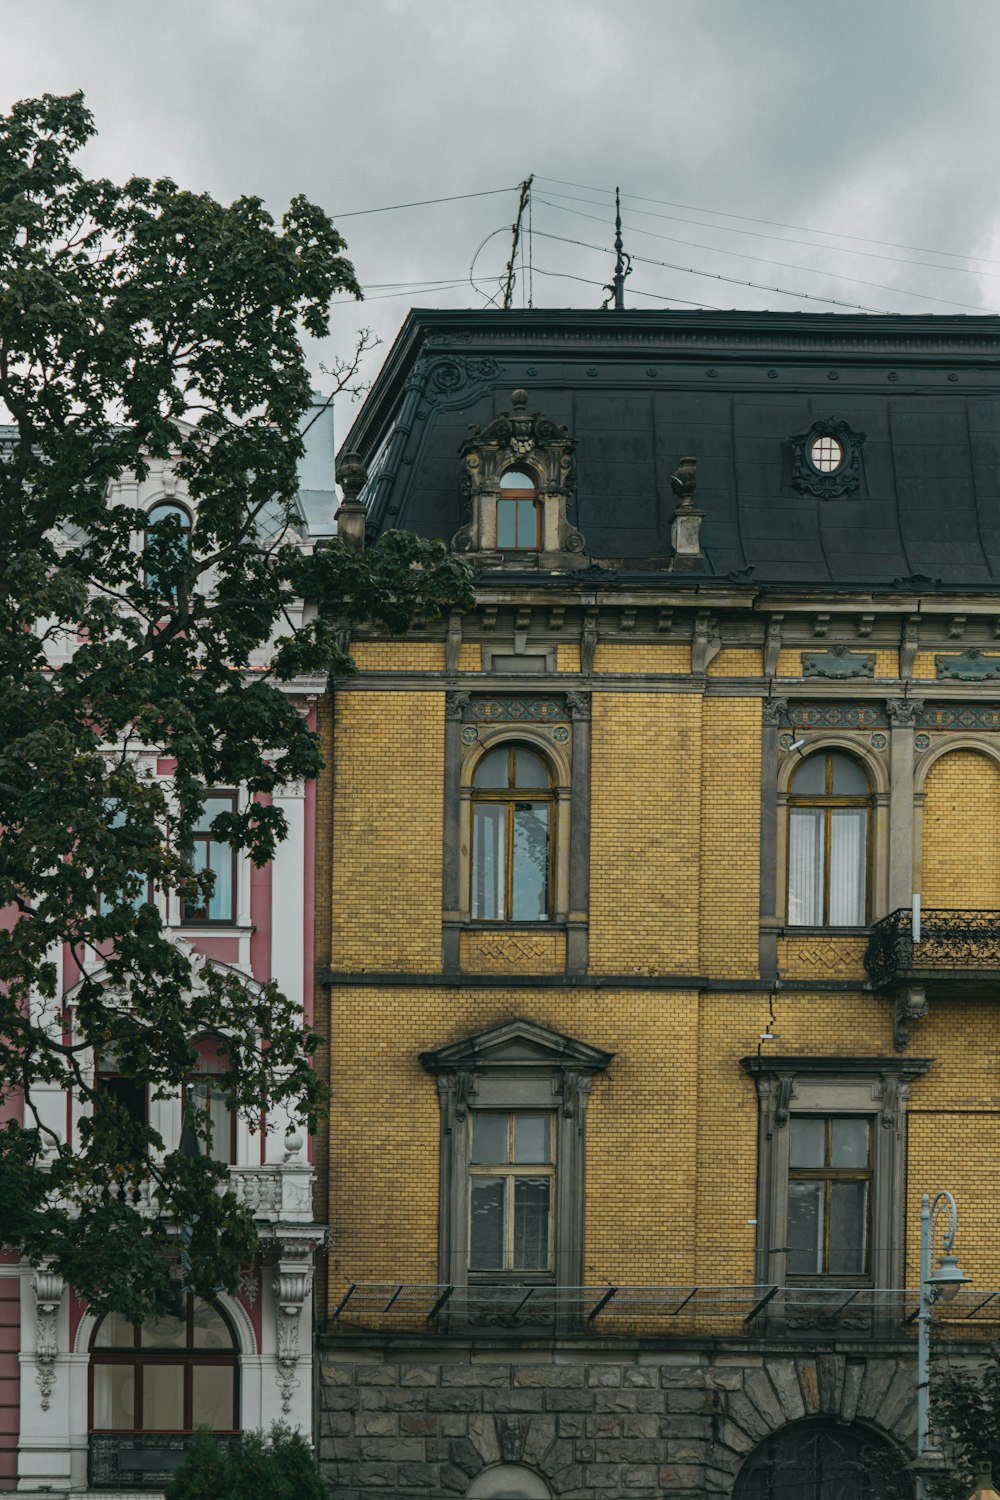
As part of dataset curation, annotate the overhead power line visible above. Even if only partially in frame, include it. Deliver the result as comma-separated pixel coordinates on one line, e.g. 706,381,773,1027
535,174,1000,269
537,184,1000,281
331,187,518,219
533,196,997,314
531,228,893,314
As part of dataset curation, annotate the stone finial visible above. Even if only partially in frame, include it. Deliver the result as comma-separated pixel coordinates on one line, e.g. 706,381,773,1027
670,455,698,509
511,388,528,411
668,455,705,572
334,450,368,550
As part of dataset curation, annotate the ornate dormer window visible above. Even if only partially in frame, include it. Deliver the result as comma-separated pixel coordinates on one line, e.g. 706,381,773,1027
454,390,585,566
790,416,866,499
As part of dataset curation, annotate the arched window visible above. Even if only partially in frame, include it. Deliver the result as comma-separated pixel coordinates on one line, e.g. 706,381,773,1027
90,1294,239,1438
471,745,553,922
733,1417,912,1499
144,501,192,595
496,470,540,551
788,751,871,927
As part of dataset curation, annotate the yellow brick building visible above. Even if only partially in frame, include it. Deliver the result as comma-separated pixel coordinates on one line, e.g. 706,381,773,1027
316,310,1000,1500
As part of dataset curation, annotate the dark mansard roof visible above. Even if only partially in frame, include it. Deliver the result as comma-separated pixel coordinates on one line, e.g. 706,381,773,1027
339,308,1000,590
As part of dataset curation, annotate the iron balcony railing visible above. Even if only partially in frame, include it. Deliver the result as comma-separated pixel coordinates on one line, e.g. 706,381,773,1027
89,1432,240,1489
865,907,1000,989
331,1282,1000,1339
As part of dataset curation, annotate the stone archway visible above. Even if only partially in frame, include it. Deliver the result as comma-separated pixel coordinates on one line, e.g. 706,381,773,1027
732,1416,913,1499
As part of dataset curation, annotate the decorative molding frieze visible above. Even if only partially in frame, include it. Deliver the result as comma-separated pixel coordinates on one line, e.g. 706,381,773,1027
935,648,1000,681
917,703,1000,731
801,646,875,679
461,696,570,723
33,1266,64,1411
787,702,888,730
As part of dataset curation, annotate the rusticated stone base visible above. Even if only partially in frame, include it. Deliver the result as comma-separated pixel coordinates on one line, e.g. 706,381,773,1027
317,1343,919,1499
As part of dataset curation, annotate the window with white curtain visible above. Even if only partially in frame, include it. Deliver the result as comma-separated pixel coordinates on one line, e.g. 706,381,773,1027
787,752,870,927
471,745,553,921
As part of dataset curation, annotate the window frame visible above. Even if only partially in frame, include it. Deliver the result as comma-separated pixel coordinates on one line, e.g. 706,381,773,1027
742,1056,931,1293
496,470,542,552
786,750,874,928
468,1111,556,1274
143,499,193,595
786,1113,874,1280
181,790,239,927
182,1035,237,1166
470,744,555,923
89,1294,240,1436
422,1020,613,1302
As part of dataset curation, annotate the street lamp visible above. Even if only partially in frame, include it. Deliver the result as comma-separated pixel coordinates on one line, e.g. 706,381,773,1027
968,1467,1000,1500
916,1191,972,1500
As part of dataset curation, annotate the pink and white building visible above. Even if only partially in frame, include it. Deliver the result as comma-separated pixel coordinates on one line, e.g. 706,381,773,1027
0,399,334,1495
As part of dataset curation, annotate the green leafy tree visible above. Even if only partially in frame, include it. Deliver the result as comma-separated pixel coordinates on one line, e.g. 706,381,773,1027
931,1351,1000,1499
0,91,472,1321
165,1425,327,1500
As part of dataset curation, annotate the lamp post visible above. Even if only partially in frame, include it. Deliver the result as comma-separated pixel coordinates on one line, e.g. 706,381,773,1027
916,1190,971,1500
968,1468,1000,1500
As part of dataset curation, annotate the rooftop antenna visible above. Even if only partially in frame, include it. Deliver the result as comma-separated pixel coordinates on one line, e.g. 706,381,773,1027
602,186,632,310
501,176,533,310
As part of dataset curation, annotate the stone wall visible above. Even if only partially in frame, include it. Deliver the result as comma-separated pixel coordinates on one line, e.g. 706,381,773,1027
318,1344,918,1499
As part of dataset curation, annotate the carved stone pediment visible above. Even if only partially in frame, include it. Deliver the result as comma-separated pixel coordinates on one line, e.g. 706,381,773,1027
453,390,585,565
420,1017,613,1077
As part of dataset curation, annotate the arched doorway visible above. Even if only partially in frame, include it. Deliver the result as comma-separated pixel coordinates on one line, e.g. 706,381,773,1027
733,1417,913,1499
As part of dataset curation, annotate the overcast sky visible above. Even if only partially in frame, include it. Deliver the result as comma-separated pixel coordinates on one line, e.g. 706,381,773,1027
7,0,1000,444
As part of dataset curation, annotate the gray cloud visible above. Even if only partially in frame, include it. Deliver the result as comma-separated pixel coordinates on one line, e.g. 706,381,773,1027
5,0,1000,436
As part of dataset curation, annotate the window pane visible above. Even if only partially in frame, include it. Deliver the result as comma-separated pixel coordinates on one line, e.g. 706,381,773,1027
499,470,534,490
514,1115,550,1164
142,1363,185,1430
511,803,549,922
831,1118,870,1169
99,1075,147,1126
193,796,231,835
471,1114,508,1165
830,754,868,794
93,1363,135,1429
497,499,518,549
829,1180,868,1275
473,748,508,789
205,840,234,921
140,1311,186,1349
791,755,825,794
470,1177,505,1270
788,809,824,925
94,1311,137,1348
789,1117,826,1169
472,804,506,920
191,1300,235,1350
513,1178,550,1270
513,749,548,788
787,1181,824,1275
516,499,537,547
829,808,867,925
191,1365,236,1430
188,1082,235,1165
